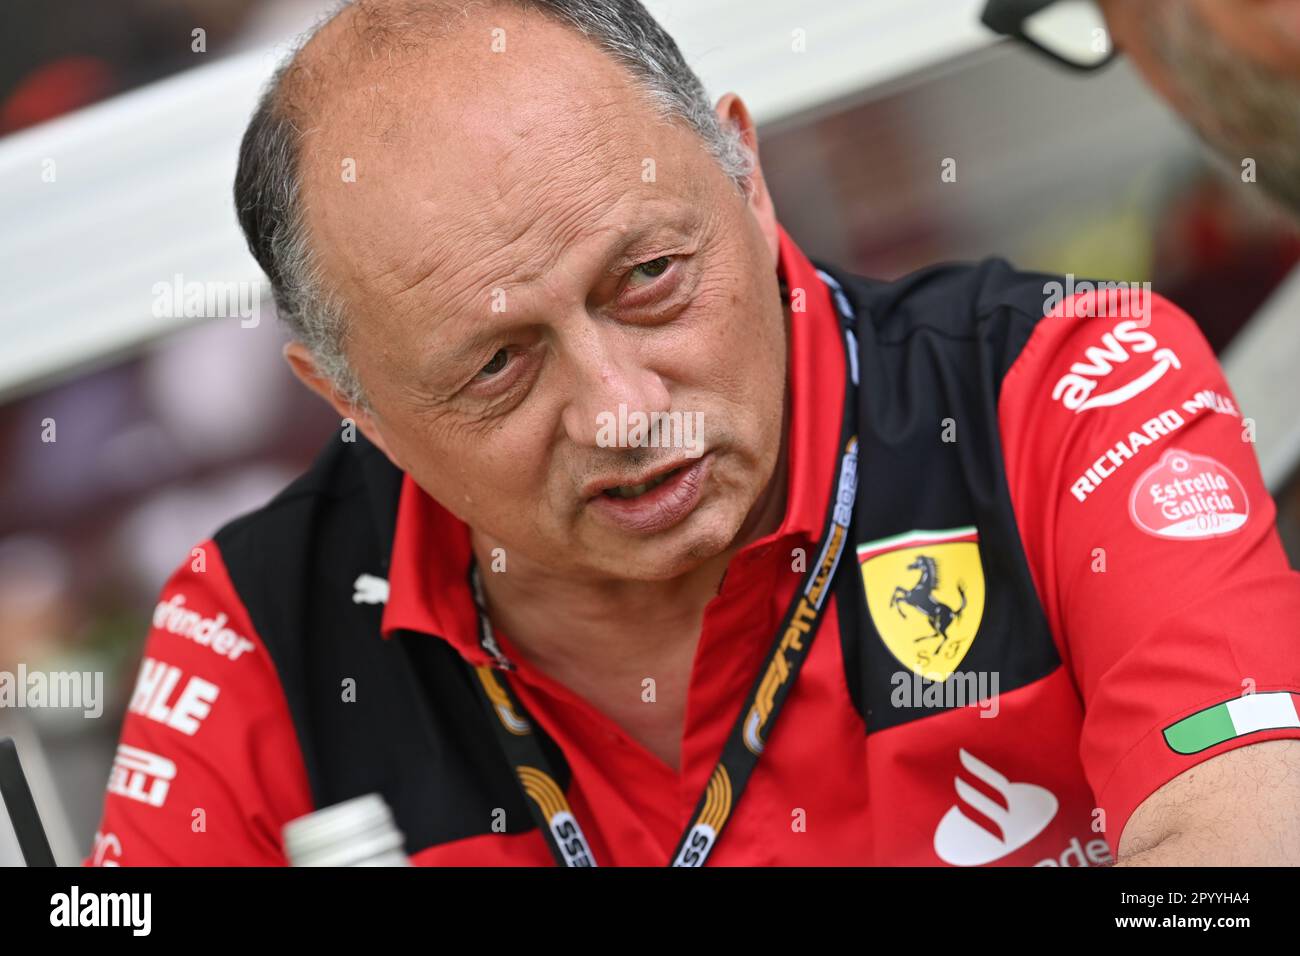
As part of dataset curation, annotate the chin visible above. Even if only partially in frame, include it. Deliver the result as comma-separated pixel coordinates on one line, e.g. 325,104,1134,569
602,498,751,582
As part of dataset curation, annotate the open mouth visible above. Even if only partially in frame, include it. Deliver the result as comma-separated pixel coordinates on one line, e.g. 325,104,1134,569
587,454,711,535
600,466,685,499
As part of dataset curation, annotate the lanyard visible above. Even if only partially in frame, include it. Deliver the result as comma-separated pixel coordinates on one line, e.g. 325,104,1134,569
467,270,859,866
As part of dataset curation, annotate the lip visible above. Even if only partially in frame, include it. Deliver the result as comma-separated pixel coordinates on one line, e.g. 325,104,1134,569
586,453,711,535
582,456,701,500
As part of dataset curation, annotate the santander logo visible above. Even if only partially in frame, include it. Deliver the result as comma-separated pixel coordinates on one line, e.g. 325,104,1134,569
1051,320,1181,413
933,749,1058,866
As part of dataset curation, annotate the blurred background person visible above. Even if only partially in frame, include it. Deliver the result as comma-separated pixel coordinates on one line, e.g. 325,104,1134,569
983,0,1300,215
1101,0,1300,215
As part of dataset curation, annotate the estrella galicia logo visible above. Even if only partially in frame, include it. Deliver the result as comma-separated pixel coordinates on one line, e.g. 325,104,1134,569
858,527,985,681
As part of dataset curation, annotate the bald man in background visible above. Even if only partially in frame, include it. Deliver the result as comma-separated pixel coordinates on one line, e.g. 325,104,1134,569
1097,0,1300,214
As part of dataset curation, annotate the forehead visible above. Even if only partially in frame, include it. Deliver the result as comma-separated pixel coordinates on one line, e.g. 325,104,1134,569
292,5,718,312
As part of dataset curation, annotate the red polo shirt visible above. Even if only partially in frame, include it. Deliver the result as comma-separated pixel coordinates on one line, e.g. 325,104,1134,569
88,225,1300,868
382,227,864,865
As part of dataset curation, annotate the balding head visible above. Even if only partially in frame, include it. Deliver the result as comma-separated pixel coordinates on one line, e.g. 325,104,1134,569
234,0,789,586
235,0,753,408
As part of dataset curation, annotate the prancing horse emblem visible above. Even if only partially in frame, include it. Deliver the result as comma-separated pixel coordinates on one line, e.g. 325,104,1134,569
857,527,984,681
889,555,967,653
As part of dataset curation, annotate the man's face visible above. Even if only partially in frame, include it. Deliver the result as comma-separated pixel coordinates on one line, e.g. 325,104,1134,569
1098,0,1300,212
296,8,787,582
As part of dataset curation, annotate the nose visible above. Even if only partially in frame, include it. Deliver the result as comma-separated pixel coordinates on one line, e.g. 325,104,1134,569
559,323,673,451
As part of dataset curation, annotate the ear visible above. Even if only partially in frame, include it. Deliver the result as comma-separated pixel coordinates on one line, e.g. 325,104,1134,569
714,92,779,264
282,340,402,467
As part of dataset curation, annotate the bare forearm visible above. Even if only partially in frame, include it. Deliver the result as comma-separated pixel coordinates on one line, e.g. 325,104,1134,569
1116,830,1300,866
1116,740,1300,866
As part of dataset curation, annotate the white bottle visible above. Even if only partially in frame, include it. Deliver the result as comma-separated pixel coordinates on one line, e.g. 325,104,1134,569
283,793,412,866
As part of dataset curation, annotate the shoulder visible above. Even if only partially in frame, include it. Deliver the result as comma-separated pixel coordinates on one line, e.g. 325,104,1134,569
824,257,1058,342
214,430,383,554
822,258,1212,405
211,432,401,601
139,433,375,673
819,257,1083,402
150,431,404,684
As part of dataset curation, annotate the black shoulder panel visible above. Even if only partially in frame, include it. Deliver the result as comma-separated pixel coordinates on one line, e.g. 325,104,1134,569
817,258,1064,734
213,434,557,854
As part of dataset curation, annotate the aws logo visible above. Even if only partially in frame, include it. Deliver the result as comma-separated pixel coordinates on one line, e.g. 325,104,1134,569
1052,319,1181,413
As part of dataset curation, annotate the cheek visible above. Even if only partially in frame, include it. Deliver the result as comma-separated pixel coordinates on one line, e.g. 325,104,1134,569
462,424,552,497
687,298,785,458
715,291,785,397
393,413,555,518
687,282,782,377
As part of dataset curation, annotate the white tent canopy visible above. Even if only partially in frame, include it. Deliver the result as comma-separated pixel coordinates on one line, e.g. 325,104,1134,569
0,0,991,401
2,0,1295,489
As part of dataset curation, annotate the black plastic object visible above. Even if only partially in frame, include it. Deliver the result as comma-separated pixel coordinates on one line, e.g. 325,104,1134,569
0,737,57,866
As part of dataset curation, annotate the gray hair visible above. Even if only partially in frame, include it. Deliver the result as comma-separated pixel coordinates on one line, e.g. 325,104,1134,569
234,0,756,410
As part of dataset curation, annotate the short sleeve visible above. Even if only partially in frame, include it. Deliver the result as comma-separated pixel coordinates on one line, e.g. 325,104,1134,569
83,540,314,866
998,286,1300,857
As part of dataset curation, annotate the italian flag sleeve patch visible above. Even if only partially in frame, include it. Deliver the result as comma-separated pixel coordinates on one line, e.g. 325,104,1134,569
1163,692,1300,754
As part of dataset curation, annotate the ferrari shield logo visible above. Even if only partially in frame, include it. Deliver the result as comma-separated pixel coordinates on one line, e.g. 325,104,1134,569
857,527,985,682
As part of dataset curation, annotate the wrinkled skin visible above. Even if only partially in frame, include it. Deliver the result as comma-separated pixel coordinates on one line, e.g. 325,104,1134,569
284,4,789,587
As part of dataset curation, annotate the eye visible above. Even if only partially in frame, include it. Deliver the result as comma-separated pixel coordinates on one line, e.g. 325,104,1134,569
627,255,673,287
477,348,510,378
